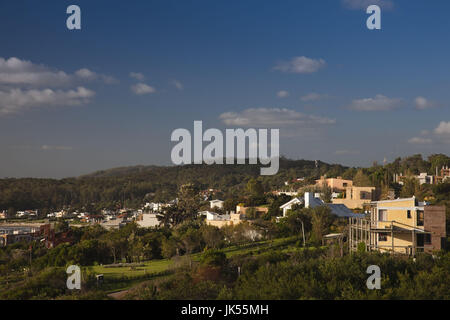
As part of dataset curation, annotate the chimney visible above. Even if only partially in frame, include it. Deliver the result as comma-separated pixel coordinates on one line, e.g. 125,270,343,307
304,192,314,208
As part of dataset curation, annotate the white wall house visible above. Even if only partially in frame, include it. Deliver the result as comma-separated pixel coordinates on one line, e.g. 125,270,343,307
417,173,435,185
137,213,161,228
210,200,224,209
279,198,303,217
279,192,363,218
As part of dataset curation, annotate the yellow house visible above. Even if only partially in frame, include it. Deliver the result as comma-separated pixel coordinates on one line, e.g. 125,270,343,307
349,197,446,254
206,213,244,228
332,186,376,209
316,176,353,191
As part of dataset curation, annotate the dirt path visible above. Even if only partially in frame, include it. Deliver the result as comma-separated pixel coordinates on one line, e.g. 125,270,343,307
108,290,129,300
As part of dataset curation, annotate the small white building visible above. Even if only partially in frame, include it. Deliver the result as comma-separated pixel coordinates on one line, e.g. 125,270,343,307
199,211,222,220
279,198,303,217
136,213,160,228
417,173,435,185
279,192,363,218
210,200,224,210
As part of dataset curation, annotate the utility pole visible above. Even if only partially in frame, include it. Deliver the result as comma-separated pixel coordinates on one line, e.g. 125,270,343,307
301,220,306,247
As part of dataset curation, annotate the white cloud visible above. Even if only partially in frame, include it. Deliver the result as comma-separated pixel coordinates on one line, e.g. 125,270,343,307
434,121,450,136
0,57,118,116
75,68,97,80
414,96,433,110
131,83,156,95
75,68,117,84
0,57,71,87
0,57,116,87
408,137,432,145
342,0,394,10
301,92,327,102
41,145,73,151
348,94,401,111
274,56,326,74
129,72,145,81
0,87,95,116
171,80,184,90
277,90,289,98
219,108,336,128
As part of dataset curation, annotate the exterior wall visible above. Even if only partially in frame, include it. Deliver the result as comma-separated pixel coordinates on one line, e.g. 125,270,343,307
424,206,446,251
375,199,419,230
332,186,375,209
377,233,414,254
137,213,160,228
316,177,353,191
281,198,302,217
236,206,268,215
367,198,446,254
210,200,224,209
206,213,243,228
333,198,367,209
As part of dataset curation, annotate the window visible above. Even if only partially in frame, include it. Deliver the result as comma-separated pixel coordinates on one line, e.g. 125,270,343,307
378,209,387,221
417,210,424,226
424,234,431,245
407,210,411,219
343,183,348,187
378,234,387,241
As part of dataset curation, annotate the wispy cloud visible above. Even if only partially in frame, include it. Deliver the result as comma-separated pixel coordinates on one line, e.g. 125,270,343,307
219,107,335,127
348,94,401,111
301,92,328,102
41,145,73,151
129,72,145,81
171,80,184,90
414,96,433,110
0,57,119,116
277,90,289,98
274,56,326,74
0,87,95,116
0,57,71,87
75,68,117,84
131,83,156,95
408,137,432,145
408,121,450,145
0,57,115,87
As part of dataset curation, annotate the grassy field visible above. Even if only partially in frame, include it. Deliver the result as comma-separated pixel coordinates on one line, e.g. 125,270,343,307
89,236,300,294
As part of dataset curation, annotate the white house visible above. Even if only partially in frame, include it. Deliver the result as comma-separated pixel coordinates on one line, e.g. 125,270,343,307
136,213,160,228
417,173,435,185
279,198,303,217
210,200,224,210
279,192,363,218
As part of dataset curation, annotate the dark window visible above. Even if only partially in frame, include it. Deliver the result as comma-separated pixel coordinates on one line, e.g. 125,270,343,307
407,210,411,219
417,211,424,226
378,234,387,241
424,234,431,245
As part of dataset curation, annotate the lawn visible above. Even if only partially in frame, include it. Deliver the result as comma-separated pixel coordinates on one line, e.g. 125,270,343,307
90,259,171,279
88,236,300,294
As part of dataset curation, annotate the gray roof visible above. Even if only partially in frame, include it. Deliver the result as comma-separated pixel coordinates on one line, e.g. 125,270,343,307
326,203,364,218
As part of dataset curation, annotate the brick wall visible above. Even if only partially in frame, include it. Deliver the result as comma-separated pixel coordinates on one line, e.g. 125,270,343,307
424,206,446,251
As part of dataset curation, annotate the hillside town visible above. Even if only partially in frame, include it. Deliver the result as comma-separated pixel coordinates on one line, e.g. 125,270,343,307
1,164,449,256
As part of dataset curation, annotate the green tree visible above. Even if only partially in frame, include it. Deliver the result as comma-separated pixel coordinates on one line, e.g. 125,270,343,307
353,170,372,187
310,206,333,244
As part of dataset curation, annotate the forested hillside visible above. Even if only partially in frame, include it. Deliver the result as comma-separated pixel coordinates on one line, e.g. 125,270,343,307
0,154,448,213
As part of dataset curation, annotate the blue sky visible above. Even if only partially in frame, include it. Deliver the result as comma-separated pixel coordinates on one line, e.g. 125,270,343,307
0,0,449,178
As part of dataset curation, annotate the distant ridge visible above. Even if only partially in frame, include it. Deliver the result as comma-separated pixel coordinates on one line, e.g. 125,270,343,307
78,157,346,179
